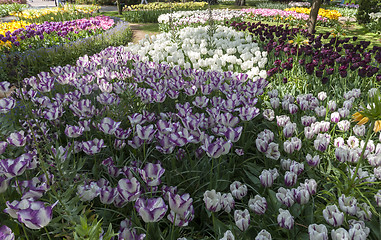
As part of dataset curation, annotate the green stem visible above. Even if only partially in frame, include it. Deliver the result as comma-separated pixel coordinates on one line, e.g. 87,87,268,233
45,227,52,240
170,213,176,240
22,225,29,240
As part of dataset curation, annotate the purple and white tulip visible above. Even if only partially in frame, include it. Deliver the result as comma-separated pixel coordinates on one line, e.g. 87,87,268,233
98,117,121,135
0,225,14,240
7,131,26,147
323,204,344,227
82,138,105,155
234,209,250,231
255,229,272,240
135,197,168,222
4,199,58,229
277,209,294,229
230,181,247,200
117,177,141,202
203,189,222,212
308,224,328,240
248,195,267,215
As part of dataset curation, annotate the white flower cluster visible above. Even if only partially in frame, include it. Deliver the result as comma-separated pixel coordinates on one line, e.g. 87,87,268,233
288,1,311,7
124,25,268,80
369,12,381,21
158,9,244,26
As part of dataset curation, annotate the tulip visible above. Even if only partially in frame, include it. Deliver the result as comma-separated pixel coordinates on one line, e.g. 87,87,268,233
277,209,294,229
4,199,58,229
220,230,235,240
230,181,247,200
203,189,222,212
338,194,357,215
308,224,328,240
306,154,320,167
323,205,344,227
234,209,250,231
117,178,141,202
167,193,194,226
276,187,295,207
0,225,14,240
331,228,349,240
139,162,165,187
356,203,372,221
82,138,105,155
0,155,30,178
248,195,267,215
284,171,297,187
293,186,310,204
77,182,100,201
259,168,278,187
276,115,290,127
337,120,350,132
135,197,168,222
255,229,271,240
0,97,16,114
375,190,381,207
265,142,280,160
6,131,26,147
348,220,370,240
283,122,296,138
64,125,84,138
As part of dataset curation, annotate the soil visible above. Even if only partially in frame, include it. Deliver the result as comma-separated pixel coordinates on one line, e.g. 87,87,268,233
129,23,159,44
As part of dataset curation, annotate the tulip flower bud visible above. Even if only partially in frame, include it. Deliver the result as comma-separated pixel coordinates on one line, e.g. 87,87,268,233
337,120,350,132
276,187,295,207
135,197,168,223
259,168,278,188
220,193,235,213
323,205,344,227
356,203,372,221
306,154,320,167
308,224,328,240
234,209,250,231
219,230,235,240
331,228,349,240
277,209,294,229
338,194,357,215
318,92,327,101
230,181,247,200
255,229,272,240
353,125,366,137
0,225,14,240
284,171,297,187
203,189,222,212
330,112,340,123
248,195,267,215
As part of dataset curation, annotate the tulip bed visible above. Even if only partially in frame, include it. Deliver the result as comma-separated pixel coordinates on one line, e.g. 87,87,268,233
0,16,115,52
1,5,381,240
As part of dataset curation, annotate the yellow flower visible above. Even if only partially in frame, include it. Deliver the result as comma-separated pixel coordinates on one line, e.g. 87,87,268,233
288,40,294,44
352,111,369,125
374,120,381,133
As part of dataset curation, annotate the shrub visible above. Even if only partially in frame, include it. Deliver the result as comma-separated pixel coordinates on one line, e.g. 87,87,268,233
356,0,381,24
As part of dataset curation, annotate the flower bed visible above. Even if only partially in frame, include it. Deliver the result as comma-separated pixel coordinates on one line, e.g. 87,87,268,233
228,21,381,95
0,16,115,52
242,8,328,26
10,4,100,23
0,19,132,82
123,2,208,23
158,9,244,31
284,7,342,20
125,25,268,80
0,3,26,17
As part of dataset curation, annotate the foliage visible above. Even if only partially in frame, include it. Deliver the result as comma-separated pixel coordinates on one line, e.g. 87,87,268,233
366,12,381,33
0,3,26,17
356,0,381,24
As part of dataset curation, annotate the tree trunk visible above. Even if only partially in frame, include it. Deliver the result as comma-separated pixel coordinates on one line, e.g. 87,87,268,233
117,0,123,15
235,0,245,6
307,0,322,34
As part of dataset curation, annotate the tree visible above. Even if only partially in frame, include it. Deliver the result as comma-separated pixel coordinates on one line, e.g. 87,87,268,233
307,0,322,34
116,0,123,15
235,0,245,7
